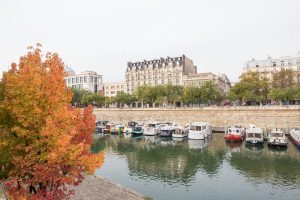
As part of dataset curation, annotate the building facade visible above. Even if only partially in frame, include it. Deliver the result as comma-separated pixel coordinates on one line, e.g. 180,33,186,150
64,70,104,94
244,53,300,80
125,55,197,94
104,81,126,97
183,72,231,94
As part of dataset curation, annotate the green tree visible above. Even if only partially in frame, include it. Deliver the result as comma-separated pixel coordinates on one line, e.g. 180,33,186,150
272,68,295,89
228,71,270,105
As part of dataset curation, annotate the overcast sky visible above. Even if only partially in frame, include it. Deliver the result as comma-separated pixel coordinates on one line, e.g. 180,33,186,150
1,0,300,82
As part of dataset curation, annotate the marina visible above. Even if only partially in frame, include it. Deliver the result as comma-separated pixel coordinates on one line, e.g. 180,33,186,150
92,133,300,200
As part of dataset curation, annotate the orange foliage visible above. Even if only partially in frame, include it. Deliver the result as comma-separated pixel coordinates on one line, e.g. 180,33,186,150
0,45,104,200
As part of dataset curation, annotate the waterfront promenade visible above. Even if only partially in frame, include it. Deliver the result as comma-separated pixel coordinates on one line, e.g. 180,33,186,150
94,105,300,130
71,175,150,200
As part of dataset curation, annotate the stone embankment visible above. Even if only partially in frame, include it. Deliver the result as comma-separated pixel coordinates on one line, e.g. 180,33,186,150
94,106,300,130
71,175,150,200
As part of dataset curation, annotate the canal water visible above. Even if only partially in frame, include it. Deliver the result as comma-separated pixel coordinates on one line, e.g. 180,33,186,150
92,134,300,200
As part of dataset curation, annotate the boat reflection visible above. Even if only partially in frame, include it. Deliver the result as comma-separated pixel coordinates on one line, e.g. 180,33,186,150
188,139,208,150
225,141,242,153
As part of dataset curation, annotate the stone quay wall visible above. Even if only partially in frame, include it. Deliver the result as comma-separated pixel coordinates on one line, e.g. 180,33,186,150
94,106,300,131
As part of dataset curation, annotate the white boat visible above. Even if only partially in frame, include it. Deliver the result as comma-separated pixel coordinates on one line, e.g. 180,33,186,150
159,123,178,137
172,125,189,138
245,125,264,145
289,127,300,149
143,122,161,136
95,120,109,133
267,128,288,147
124,121,138,133
188,122,212,140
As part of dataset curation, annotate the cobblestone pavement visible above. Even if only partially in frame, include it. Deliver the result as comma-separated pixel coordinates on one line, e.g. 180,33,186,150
71,175,151,200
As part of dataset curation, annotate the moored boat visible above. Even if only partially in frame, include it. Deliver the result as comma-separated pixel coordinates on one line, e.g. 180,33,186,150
112,124,125,134
143,122,161,136
95,120,109,133
124,121,138,133
132,126,144,136
188,122,212,140
159,123,176,137
245,125,264,145
103,123,115,134
225,126,246,142
172,125,189,138
267,128,288,148
289,127,300,149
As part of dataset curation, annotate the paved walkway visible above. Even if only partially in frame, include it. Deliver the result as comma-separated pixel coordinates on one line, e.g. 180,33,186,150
0,183,7,200
71,175,151,200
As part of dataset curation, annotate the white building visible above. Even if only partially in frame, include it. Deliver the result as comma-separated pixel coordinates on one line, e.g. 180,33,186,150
244,53,300,80
104,81,126,97
183,72,231,94
125,55,197,94
64,69,104,94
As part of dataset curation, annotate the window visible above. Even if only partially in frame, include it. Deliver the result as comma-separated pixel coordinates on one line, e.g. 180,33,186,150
281,61,285,66
94,77,97,83
94,84,98,93
273,62,276,67
80,77,83,83
90,76,93,83
72,78,75,84
98,78,102,83
68,78,71,84
298,66,300,71
84,76,87,83
256,64,259,68
76,77,79,83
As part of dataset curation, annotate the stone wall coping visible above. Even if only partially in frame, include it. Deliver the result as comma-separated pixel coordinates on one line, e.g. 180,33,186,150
94,105,300,111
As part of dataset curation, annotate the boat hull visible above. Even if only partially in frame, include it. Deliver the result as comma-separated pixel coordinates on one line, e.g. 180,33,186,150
188,132,205,140
225,134,245,142
144,127,157,136
245,139,264,146
172,134,188,138
267,141,288,147
289,134,300,149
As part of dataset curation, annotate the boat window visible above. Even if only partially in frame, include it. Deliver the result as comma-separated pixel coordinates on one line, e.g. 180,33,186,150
270,132,283,137
190,126,202,131
228,129,232,133
236,129,239,133
248,133,254,137
202,126,206,130
135,127,142,131
255,133,262,138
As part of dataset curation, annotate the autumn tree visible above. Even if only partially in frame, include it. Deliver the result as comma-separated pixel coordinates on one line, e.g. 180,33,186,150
0,46,104,200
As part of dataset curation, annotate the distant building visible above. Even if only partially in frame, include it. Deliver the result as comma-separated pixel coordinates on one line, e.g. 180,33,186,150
244,53,300,81
125,55,197,94
183,72,231,94
104,81,126,97
64,69,104,94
